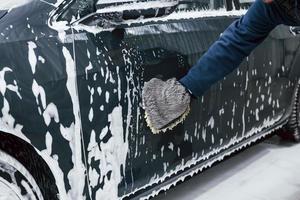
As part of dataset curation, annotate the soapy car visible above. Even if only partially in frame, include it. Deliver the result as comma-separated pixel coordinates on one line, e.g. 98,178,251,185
0,0,299,199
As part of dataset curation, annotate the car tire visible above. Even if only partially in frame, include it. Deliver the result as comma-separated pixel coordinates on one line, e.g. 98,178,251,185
0,150,44,200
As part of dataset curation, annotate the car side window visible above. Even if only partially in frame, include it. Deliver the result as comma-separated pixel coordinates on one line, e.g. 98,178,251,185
235,0,254,9
58,0,181,24
56,0,254,26
178,0,253,11
177,0,210,10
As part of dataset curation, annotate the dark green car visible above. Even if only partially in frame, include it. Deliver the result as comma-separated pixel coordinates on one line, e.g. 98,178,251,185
0,0,299,199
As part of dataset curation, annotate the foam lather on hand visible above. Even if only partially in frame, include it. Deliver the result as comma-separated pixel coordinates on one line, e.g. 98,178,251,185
142,78,191,134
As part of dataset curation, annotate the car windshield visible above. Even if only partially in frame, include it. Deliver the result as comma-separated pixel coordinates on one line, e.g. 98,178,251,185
0,0,31,10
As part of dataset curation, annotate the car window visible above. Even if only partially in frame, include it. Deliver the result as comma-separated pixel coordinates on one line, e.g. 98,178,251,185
186,0,254,11
58,0,253,24
59,0,177,22
0,0,31,10
176,0,210,11
239,0,254,3
178,0,252,11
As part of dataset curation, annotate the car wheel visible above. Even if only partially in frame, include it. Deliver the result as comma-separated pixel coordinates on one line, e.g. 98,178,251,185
0,150,44,200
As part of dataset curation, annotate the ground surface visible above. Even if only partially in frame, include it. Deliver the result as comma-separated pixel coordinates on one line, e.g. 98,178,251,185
153,136,300,200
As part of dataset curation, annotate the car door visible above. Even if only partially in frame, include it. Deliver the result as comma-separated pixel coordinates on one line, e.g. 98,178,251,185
56,0,251,199
69,0,251,199
245,25,300,133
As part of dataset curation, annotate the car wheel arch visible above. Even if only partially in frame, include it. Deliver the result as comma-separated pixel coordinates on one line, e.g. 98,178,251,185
0,131,60,199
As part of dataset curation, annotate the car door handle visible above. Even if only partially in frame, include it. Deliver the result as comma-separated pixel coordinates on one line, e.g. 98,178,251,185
73,0,180,28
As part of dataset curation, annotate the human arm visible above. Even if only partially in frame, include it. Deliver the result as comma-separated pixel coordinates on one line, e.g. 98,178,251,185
179,0,290,97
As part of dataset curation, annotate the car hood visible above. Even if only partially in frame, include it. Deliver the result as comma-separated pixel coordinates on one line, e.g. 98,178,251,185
0,10,7,20
0,0,59,43
0,0,33,10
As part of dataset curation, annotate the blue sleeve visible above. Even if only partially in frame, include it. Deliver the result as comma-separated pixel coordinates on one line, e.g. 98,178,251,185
179,0,292,97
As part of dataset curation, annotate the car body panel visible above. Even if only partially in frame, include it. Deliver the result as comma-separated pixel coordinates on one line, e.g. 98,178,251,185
0,0,300,199
72,6,300,200
0,1,87,199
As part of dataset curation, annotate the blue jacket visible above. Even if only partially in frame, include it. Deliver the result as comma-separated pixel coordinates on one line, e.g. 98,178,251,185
179,0,300,97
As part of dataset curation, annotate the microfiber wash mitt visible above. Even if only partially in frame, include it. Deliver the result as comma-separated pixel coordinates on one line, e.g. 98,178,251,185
142,78,191,134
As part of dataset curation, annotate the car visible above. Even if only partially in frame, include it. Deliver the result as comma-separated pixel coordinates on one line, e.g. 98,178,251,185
0,0,300,199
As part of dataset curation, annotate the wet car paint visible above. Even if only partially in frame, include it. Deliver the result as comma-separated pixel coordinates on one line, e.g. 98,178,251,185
0,11,7,20
0,0,299,199
0,1,82,199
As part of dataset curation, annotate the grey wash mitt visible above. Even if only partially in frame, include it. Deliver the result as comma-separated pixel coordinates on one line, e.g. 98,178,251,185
142,78,191,134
